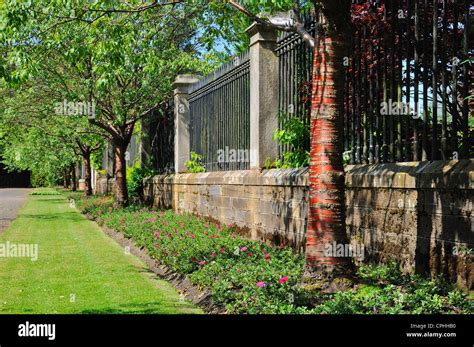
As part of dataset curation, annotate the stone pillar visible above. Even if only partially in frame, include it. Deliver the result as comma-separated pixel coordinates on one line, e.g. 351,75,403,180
246,23,279,169
106,142,114,178
173,74,201,173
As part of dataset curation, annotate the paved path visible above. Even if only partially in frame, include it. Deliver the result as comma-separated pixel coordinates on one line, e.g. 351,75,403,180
0,188,30,233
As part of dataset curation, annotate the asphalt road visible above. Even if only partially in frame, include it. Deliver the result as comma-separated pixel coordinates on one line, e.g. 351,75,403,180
0,188,30,233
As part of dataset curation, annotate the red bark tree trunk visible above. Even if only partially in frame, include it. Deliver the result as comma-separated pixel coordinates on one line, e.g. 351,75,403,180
83,152,93,196
304,3,353,281
114,142,129,207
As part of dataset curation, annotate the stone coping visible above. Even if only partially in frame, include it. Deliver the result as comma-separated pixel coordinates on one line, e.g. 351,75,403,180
346,160,473,189
145,168,309,187
143,160,473,190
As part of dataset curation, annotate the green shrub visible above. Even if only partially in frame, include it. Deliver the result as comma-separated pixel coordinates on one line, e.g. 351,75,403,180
356,260,404,285
74,195,115,216
30,171,57,187
448,290,472,311
126,162,153,199
96,169,108,177
272,112,309,169
185,152,206,173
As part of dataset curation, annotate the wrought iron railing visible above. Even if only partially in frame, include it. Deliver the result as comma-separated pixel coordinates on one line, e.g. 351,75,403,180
188,51,250,171
276,13,317,163
344,0,473,164
148,99,175,174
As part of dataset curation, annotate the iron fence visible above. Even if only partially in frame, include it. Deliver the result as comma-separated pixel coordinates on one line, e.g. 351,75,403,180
148,100,175,174
126,133,140,167
276,13,317,162
344,0,473,164
189,51,250,171
174,0,472,172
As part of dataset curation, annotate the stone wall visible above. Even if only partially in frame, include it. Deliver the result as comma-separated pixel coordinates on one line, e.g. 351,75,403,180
143,160,473,289
78,179,86,191
144,169,309,252
345,160,473,289
94,176,116,196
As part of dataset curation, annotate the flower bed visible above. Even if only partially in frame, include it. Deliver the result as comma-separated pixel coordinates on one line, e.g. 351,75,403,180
73,195,473,314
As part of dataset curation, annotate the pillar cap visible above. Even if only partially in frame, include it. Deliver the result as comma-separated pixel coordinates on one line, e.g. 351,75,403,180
245,22,278,44
173,74,201,89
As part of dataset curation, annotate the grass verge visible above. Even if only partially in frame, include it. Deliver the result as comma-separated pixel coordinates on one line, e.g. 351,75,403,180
0,188,202,314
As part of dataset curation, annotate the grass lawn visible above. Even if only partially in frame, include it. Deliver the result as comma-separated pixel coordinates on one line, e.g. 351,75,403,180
0,189,202,314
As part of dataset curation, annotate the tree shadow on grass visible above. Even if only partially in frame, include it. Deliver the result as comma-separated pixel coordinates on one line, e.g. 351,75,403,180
18,212,84,222
31,197,66,202
41,201,73,204
79,301,199,314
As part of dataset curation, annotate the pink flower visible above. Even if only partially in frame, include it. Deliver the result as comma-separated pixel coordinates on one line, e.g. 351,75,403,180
279,276,289,284
198,261,206,265
220,247,225,253
264,253,270,261
211,252,217,257
149,218,155,222
256,281,266,287
228,224,233,228
190,234,195,239
240,247,247,252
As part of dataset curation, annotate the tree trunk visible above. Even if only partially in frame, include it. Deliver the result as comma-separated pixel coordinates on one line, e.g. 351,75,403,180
304,3,353,281
83,152,93,196
63,170,68,189
114,142,129,207
70,164,77,192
